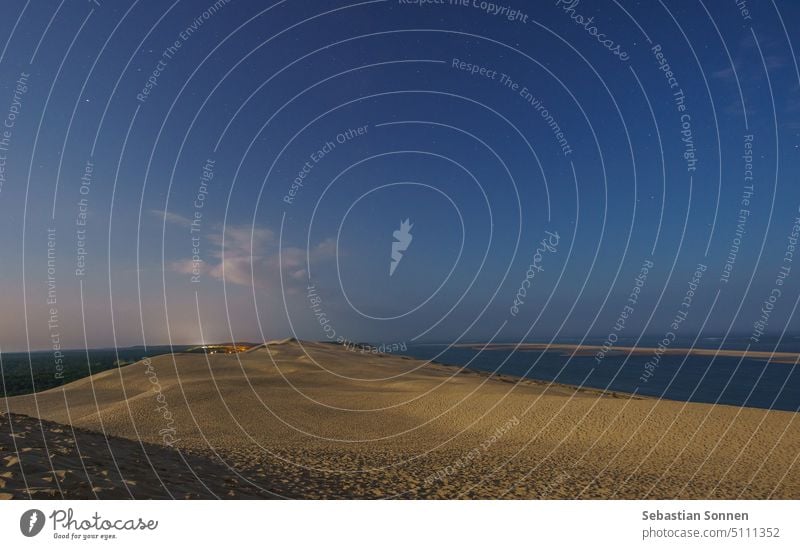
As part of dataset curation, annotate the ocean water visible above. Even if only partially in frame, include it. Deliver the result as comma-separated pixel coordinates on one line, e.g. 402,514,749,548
398,336,800,412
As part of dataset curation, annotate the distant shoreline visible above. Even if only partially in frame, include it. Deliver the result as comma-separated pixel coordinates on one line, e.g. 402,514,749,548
4,334,799,355
450,342,800,365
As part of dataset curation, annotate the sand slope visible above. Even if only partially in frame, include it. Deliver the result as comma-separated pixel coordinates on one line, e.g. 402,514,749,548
2,340,798,498
0,412,272,499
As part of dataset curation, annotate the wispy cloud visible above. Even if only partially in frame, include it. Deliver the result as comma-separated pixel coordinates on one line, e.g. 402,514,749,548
712,34,787,83
168,222,336,290
148,208,193,228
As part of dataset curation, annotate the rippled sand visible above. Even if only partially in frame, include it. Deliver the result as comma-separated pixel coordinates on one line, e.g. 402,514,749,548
2,340,798,499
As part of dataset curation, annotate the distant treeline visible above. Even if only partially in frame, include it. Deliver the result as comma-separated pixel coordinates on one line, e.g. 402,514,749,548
0,346,191,397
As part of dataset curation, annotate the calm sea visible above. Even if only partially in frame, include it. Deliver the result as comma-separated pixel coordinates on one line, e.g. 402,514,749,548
397,336,800,412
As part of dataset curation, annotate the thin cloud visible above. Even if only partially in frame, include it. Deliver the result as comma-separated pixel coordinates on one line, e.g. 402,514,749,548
148,209,193,228
169,223,336,290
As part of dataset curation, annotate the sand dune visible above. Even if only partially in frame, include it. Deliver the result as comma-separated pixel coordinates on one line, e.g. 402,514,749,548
2,340,798,499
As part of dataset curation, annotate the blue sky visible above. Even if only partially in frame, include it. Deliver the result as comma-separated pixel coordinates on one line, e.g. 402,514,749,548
0,0,799,351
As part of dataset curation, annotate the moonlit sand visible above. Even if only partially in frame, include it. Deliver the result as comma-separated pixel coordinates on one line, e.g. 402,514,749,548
2,339,798,499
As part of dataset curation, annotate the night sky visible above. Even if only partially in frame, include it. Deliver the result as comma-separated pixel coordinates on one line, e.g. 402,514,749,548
0,0,799,351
